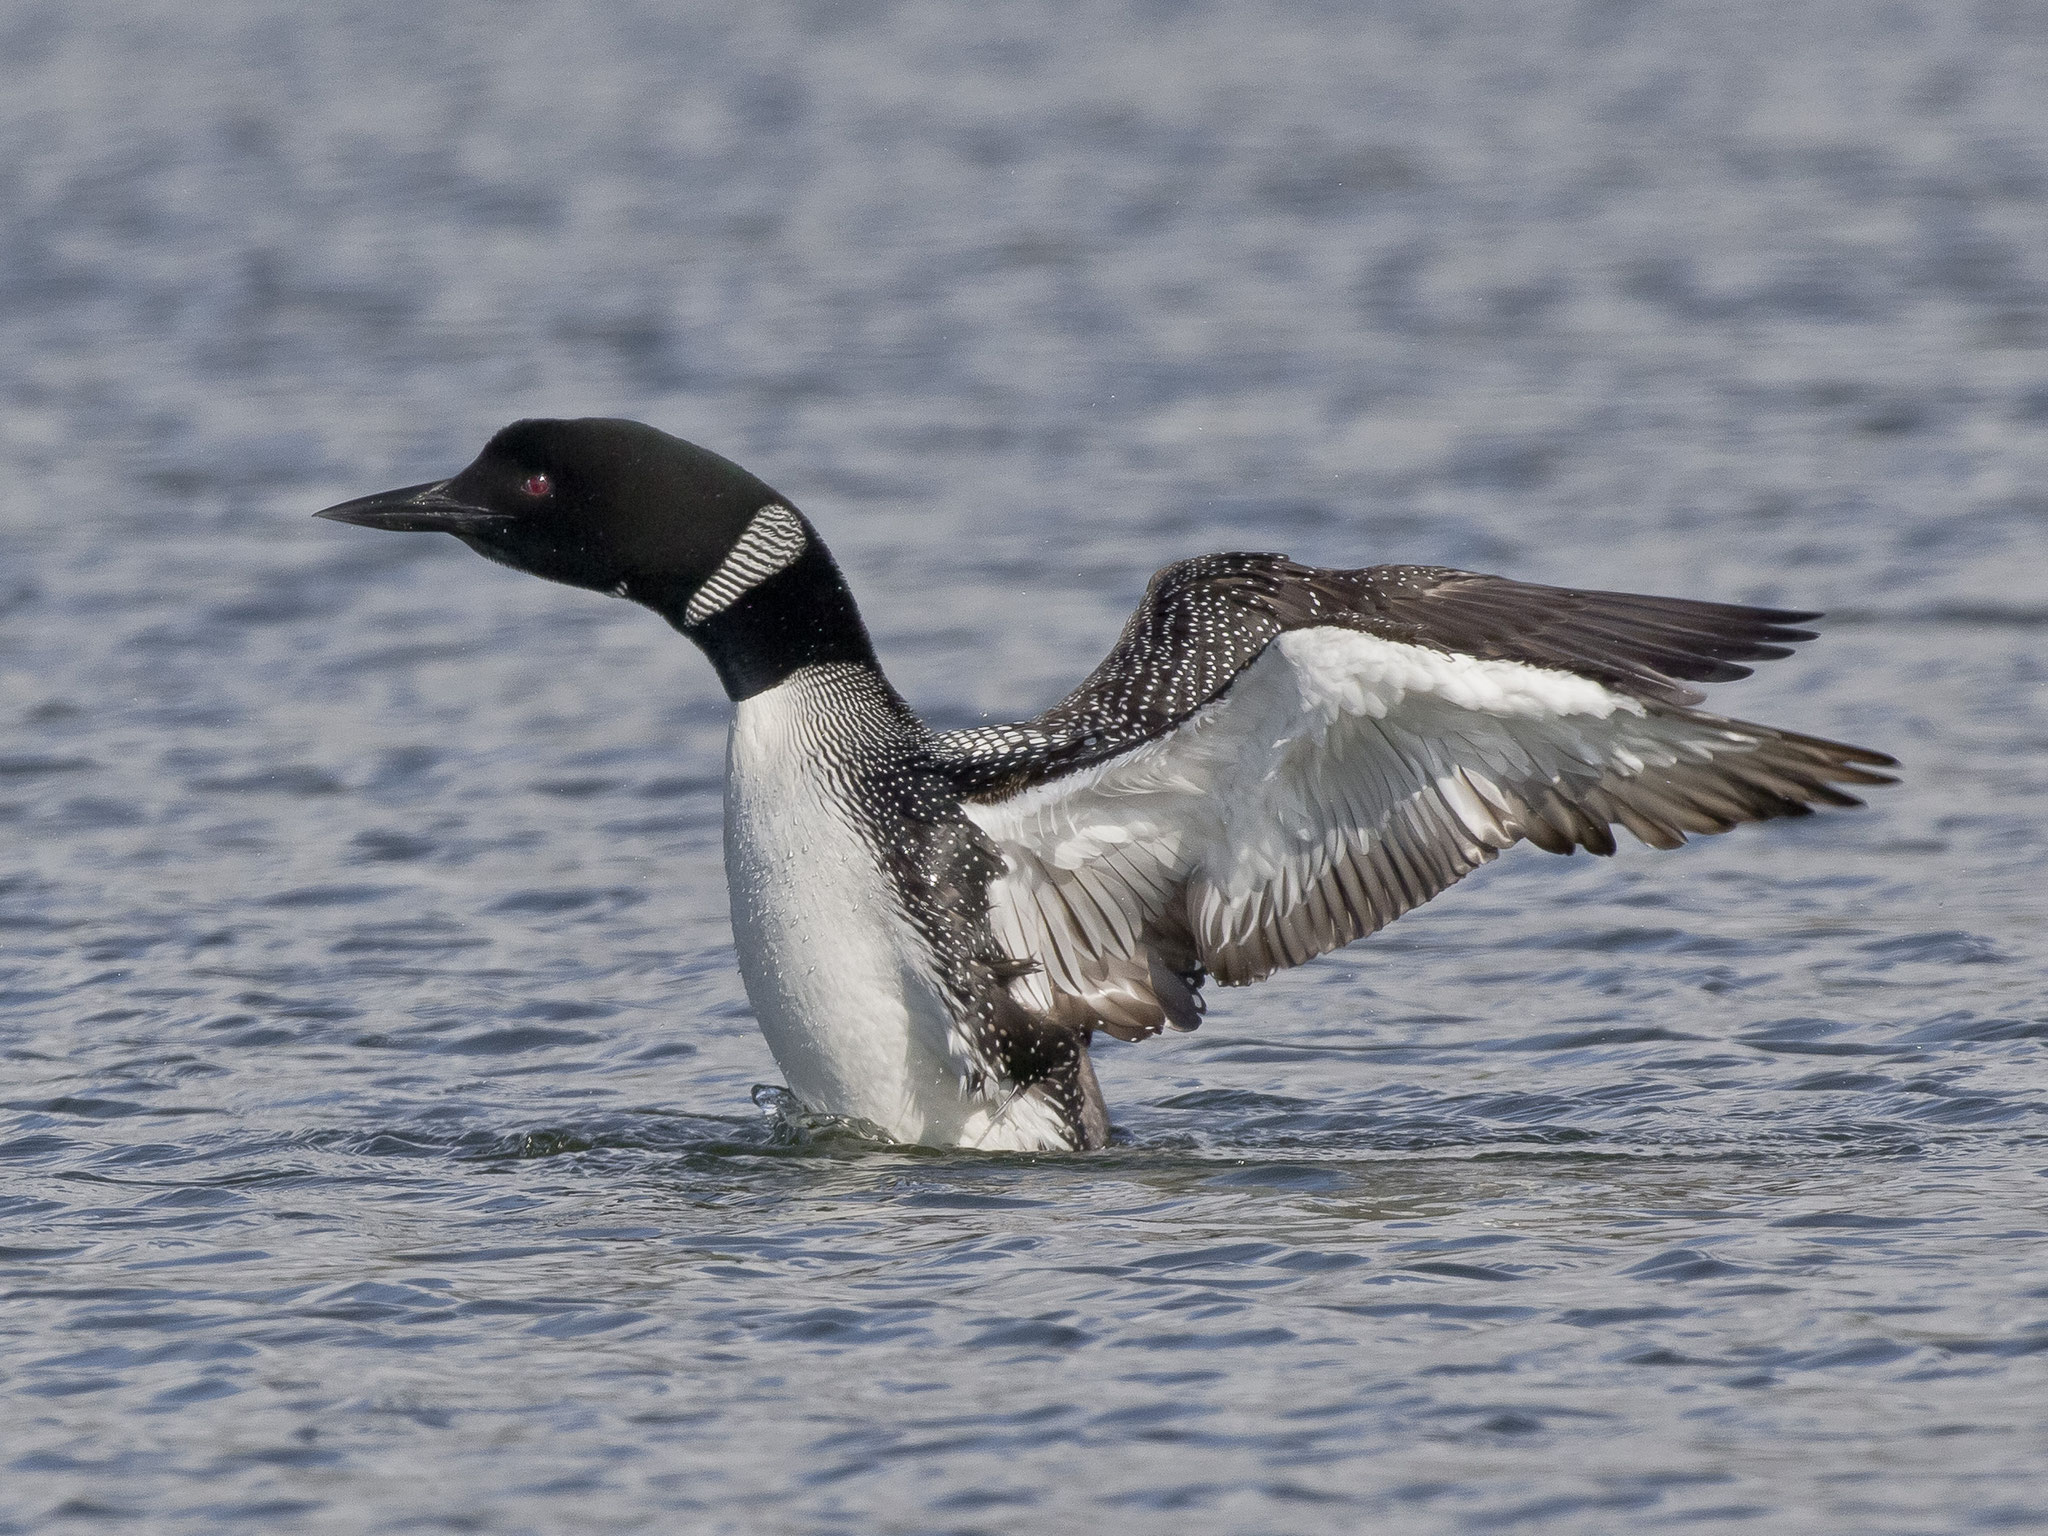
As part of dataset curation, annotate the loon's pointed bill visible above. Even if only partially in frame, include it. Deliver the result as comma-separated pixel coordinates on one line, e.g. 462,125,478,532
317,418,1897,1154
315,479,513,533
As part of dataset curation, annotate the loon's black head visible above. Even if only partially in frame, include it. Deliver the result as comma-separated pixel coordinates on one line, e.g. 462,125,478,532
316,418,877,700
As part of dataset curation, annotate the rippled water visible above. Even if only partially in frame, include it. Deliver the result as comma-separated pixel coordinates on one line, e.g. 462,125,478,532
5,2,2048,1531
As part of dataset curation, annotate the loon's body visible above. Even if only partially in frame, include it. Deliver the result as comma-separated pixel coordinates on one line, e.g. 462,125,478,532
318,418,1894,1152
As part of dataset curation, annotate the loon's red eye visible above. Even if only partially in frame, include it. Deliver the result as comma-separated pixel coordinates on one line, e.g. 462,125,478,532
521,472,552,498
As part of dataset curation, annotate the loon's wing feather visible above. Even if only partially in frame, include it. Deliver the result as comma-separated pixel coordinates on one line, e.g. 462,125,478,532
942,558,1894,1042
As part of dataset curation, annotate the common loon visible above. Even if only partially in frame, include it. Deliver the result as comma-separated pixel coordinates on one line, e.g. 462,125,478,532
317,418,1895,1152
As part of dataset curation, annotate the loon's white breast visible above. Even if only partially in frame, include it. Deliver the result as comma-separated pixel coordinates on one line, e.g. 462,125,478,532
722,668,1076,1151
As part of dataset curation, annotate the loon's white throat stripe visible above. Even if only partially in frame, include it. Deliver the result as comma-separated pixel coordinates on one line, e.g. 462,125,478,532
685,504,808,625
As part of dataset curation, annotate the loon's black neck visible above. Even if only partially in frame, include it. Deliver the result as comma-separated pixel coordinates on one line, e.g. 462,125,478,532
645,540,884,703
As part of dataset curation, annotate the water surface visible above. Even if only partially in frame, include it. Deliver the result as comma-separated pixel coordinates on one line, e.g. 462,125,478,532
4,3,2048,1531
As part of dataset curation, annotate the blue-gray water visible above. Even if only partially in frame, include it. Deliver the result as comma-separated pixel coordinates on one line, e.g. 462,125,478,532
4,3,2047,1532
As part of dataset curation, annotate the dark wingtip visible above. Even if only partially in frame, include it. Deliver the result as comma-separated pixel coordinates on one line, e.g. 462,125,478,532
1830,742,1900,771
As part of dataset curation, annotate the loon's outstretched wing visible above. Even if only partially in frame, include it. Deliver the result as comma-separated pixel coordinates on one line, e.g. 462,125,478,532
934,556,1895,1042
